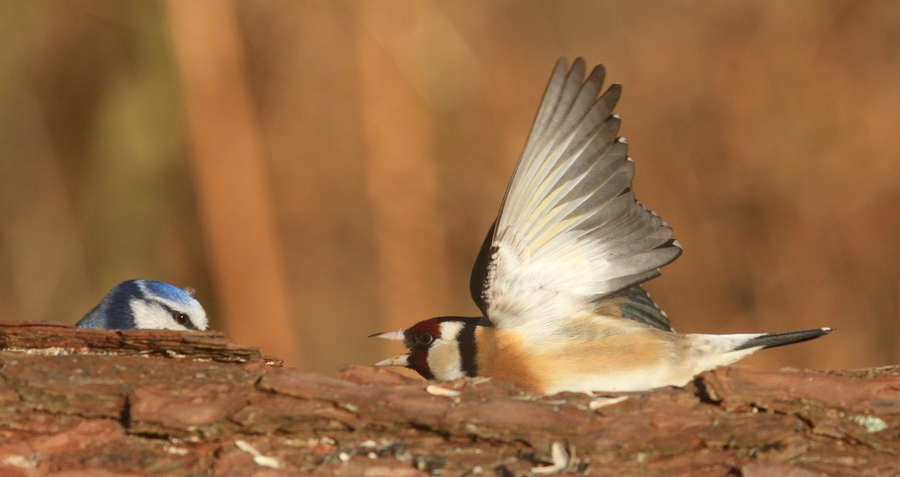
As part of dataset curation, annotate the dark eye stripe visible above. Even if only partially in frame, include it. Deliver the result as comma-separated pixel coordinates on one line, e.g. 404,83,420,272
160,304,198,330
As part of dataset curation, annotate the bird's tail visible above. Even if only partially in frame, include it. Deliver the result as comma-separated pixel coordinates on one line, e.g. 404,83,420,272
733,327,834,351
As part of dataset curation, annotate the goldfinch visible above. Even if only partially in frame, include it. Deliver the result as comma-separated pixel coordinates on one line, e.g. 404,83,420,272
371,58,831,394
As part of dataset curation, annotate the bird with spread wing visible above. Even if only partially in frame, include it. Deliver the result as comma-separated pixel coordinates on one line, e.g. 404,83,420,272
371,58,831,394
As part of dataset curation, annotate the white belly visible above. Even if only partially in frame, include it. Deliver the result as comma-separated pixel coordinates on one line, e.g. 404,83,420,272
540,362,702,394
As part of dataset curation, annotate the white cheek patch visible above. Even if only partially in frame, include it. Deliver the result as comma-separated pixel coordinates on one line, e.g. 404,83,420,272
427,341,465,380
131,300,189,330
191,306,209,330
426,321,466,380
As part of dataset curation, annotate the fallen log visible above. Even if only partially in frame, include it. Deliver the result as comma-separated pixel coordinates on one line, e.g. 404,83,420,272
0,321,896,476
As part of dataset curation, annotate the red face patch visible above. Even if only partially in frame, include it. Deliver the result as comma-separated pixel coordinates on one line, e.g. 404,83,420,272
407,348,433,379
403,318,444,349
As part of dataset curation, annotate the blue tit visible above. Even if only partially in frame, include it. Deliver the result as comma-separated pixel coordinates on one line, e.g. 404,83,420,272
76,279,208,331
371,58,831,394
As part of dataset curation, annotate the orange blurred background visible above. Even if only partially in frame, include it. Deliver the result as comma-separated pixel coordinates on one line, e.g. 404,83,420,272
2,1,899,375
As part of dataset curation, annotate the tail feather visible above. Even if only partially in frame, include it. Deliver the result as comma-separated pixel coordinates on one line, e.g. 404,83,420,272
734,327,833,351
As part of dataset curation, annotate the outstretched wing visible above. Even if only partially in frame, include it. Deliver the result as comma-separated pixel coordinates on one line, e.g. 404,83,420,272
471,58,681,331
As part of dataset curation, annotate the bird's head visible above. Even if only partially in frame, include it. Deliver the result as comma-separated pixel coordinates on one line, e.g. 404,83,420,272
370,316,484,380
77,279,208,331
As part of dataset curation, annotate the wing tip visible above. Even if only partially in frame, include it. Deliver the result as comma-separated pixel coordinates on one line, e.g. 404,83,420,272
655,238,683,256
601,82,623,105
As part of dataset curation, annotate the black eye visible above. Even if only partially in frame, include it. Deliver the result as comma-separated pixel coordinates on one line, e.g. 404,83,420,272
172,312,190,327
417,333,434,345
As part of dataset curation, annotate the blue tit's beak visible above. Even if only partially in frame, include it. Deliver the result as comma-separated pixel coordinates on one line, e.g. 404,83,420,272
368,330,406,341
374,354,410,367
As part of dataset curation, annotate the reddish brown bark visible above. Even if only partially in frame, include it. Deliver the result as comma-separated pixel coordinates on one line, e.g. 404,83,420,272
0,321,897,476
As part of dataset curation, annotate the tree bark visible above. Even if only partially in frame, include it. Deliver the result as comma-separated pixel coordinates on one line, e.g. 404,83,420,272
0,321,897,476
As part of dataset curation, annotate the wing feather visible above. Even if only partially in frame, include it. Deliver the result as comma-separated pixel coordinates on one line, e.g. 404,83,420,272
471,58,682,332
613,285,675,331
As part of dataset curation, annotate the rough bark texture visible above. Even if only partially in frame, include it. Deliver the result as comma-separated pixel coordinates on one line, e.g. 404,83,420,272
0,321,897,477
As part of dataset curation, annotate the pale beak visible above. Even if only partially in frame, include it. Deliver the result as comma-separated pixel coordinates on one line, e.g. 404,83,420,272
374,354,410,367
368,330,406,341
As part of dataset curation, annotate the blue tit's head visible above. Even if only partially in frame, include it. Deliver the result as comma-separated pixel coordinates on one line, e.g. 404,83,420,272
76,279,209,331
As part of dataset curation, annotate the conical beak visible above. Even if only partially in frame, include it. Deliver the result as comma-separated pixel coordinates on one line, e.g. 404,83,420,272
374,354,410,367
368,330,406,341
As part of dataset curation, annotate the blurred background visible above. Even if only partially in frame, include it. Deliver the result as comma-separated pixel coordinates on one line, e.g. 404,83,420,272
1,1,899,376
